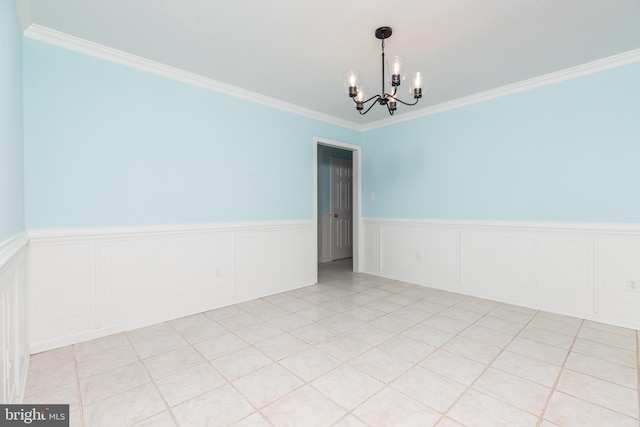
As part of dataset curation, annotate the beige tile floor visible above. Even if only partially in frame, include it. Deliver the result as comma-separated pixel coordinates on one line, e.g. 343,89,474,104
24,259,640,426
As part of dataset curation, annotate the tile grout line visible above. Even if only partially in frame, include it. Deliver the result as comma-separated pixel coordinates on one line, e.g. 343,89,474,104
163,319,232,426
534,318,584,427
314,296,457,426
266,313,362,424
207,290,326,424
201,305,315,426
341,287,468,410
559,347,639,388
235,286,367,425
71,345,86,427
123,331,181,427
316,283,540,425
318,295,506,426
534,325,640,421
403,303,487,427
238,275,443,425
143,324,253,426
166,316,277,426
434,305,542,426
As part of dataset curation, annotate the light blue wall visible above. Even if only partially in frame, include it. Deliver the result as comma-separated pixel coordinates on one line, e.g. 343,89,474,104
363,62,640,223
0,1,24,241
21,36,640,227
317,146,352,215
23,40,360,229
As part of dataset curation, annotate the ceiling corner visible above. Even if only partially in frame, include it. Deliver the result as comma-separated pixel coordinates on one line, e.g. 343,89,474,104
15,0,32,33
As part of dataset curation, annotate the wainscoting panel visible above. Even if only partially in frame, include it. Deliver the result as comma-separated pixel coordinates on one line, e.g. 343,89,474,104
99,239,157,327
462,230,540,302
27,221,315,353
362,221,380,274
363,219,640,329
98,233,235,328
0,232,30,403
235,225,315,299
461,230,595,314
537,234,594,313
597,236,640,322
379,225,460,291
28,242,97,346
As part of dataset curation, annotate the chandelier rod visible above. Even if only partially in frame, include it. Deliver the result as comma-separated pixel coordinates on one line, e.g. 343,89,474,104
380,37,386,100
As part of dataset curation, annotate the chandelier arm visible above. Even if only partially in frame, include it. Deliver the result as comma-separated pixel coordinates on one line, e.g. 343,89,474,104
359,96,382,115
356,94,382,105
393,97,421,107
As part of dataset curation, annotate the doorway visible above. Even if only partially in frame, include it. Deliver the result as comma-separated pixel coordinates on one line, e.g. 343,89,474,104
313,137,361,278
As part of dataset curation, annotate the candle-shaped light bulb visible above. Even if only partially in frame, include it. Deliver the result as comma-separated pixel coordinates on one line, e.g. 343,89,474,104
355,87,365,110
388,56,405,87
389,96,397,112
343,70,360,97
411,72,423,99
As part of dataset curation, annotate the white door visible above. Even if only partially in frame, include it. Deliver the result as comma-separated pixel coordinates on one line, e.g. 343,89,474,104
330,158,353,260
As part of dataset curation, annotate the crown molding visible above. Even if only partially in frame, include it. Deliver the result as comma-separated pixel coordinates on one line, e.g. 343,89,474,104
362,48,640,131
23,24,360,131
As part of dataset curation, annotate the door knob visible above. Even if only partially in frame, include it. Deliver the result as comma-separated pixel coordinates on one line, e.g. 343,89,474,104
333,213,338,218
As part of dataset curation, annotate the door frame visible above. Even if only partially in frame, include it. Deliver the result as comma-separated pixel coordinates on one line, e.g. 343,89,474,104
313,137,362,276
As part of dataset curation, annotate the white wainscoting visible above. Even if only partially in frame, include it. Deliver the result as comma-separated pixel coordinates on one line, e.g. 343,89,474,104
27,221,316,353
363,218,640,330
0,232,30,403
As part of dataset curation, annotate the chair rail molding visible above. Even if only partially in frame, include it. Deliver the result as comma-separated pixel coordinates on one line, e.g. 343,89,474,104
362,218,640,330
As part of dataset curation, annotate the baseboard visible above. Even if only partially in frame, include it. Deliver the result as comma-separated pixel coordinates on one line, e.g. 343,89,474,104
363,218,640,330
27,220,316,353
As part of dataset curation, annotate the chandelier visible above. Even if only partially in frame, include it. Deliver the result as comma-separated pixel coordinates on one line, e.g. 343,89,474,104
344,27,422,115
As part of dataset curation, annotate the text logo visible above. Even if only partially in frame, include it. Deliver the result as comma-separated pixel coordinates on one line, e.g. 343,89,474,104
0,405,69,426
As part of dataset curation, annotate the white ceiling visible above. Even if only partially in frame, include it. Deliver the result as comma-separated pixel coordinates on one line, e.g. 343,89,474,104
20,0,640,125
